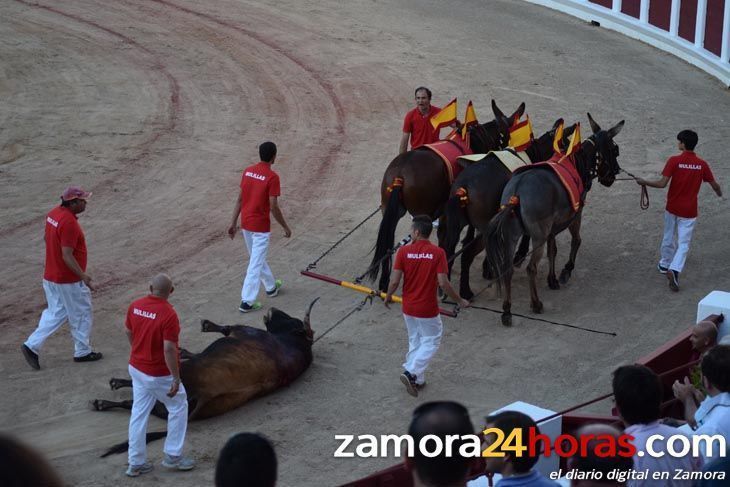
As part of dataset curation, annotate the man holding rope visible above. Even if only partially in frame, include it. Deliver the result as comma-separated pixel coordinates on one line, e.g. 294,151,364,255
384,215,468,397
636,130,722,292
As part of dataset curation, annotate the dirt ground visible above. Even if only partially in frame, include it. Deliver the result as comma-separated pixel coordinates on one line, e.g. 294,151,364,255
1,0,729,485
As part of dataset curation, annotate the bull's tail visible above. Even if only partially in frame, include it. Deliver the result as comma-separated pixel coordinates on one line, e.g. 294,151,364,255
443,188,469,263
485,196,522,291
100,431,167,458
367,178,403,289
304,297,320,333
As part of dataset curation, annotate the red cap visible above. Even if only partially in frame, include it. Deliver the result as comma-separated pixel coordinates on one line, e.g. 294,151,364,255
61,186,92,202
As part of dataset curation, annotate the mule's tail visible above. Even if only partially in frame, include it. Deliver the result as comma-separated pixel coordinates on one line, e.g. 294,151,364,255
367,178,403,284
485,195,522,290
443,188,469,261
100,431,167,458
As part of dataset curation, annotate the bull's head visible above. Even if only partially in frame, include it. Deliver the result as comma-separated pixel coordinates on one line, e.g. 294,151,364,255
263,297,320,342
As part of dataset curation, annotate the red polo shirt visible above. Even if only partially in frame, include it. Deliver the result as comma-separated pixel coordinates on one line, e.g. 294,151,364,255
393,239,448,318
126,295,180,377
43,206,87,283
662,151,715,218
403,105,441,149
240,162,281,233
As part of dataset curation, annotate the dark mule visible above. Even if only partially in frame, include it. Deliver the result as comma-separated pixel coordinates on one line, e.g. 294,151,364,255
442,119,563,300
369,100,525,292
485,114,624,326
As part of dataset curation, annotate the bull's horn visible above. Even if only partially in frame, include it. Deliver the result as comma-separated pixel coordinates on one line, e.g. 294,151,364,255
304,297,320,331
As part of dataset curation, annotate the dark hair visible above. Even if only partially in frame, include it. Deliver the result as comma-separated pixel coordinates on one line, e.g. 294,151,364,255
408,401,474,486
677,130,698,150
411,215,433,238
0,434,64,487
570,426,633,481
612,365,662,425
215,433,277,487
702,345,730,392
414,86,432,100
259,141,277,162
60,198,73,207
485,411,539,473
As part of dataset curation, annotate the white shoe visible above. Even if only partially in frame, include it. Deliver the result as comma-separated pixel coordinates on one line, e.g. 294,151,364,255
162,454,195,471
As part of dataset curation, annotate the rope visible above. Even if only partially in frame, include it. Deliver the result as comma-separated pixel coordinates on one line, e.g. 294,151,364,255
443,301,616,336
306,207,380,271
617,169,649,210
313,295,371,344
354,235,412,283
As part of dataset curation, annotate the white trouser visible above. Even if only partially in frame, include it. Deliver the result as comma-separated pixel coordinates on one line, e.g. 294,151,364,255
659,211,696,273
128,365,188,466
25,279,93,357
241,229,276,304
402,314,443,385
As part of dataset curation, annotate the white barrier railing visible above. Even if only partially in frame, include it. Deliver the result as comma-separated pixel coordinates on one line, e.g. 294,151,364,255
522,0,730,87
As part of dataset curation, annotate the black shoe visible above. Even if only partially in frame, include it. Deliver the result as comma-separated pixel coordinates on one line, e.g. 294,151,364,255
400,371,418,397
21,344,40,370
657,264,668,274
667,270,679,292
74,351,103,362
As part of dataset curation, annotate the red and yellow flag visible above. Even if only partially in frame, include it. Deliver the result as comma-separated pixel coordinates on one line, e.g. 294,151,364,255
552,121,565,154
565,123,581,156
461,100,478,139
430,98,458,130
508,115,534,152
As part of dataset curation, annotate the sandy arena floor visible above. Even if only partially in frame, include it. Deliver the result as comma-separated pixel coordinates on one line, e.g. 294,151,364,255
1,0,729,485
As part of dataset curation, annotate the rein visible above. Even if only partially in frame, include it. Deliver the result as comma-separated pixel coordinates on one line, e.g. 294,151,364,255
616,169,650,210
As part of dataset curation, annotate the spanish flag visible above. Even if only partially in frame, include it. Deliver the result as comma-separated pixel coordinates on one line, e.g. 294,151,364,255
552,120,565,154
461,101,478,139
430,98,458,130
565,123,581,156
508,115,533,152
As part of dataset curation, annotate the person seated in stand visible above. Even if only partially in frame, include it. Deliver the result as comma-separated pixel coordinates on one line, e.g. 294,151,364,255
567,424,633,486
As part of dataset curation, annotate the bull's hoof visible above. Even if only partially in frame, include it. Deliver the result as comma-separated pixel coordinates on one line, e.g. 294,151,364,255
547,275,560,290
200,319,213,332
109,378,129,390
89,399,103,411
559,269,571,284
501,313,512,327
531,300,544,314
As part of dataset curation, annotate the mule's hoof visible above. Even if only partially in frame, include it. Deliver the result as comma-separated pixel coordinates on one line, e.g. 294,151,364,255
501,314,512,327
531,301,543,314
548,277,560,290
513,256,526,268
559,271,571,284
460,289,475,301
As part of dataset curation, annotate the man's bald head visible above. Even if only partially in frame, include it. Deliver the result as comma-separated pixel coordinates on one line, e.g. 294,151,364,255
690,321,718,354
569,424,632,486
150,273,173,298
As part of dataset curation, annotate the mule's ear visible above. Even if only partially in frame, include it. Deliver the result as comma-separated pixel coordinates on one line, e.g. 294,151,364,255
491,99,505,120
509,102,526,124
587,112,601,134
607,120,625,139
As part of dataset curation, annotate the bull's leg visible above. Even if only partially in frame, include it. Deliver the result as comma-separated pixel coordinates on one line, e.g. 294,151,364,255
546,235,560,290
109,378,132,390
513,235,531,267
559,215,582,285
200,319,232,336
89,399,133,411
526,242,546,314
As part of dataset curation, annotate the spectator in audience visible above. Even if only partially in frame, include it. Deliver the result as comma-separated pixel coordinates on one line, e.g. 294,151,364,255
215,432,277,487
481,411,558,486
405,401,476,487
613,365,702,486
567,424,633,486
690,321,718,359
0,434,63,487
673,345,730,461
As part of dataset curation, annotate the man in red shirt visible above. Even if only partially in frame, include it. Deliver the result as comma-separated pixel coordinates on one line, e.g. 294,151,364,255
399,87,442,154
637,130,722,292
22,186,102,370
228,141,291,312
384,215,468,397
125,274,194,477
